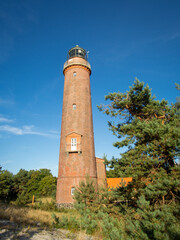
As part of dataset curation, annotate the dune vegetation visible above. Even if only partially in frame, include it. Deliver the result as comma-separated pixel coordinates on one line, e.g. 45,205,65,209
0,80,180,240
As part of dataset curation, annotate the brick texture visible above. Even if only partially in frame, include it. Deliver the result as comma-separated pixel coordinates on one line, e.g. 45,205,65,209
56,57,98,204
96,157,107,187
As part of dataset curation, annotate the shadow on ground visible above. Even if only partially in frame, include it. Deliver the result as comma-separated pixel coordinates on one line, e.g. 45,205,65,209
0,219,80,240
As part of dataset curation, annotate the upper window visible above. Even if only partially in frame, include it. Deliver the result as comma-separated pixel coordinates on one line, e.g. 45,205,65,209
73,72,77,77
73,104,76,110
71,138,77,151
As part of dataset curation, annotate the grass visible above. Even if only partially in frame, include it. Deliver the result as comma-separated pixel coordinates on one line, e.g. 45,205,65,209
0,202,102,240
0,201,102,239
0,199,105,239
0,200,76,226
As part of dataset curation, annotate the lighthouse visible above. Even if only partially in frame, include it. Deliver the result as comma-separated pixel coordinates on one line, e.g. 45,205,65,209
56,45,98,206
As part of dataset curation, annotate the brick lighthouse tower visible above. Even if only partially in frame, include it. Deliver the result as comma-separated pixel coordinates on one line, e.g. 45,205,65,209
56,45,98,206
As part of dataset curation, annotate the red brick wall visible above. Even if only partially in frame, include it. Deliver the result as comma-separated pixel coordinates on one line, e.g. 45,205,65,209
96,157,107,187
56,57,97,204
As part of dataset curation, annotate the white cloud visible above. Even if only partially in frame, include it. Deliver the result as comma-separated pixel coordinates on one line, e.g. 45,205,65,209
49,130,60,134
0,125,22,135
0,125,59,138
22,125,34,131
0,117,13,123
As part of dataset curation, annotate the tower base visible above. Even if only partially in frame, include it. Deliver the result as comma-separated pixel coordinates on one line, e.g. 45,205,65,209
56,177,97,204
56,203,74,209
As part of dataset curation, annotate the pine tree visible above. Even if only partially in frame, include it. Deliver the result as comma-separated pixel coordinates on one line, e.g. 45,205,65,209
98,79,180,206
98,79,180,239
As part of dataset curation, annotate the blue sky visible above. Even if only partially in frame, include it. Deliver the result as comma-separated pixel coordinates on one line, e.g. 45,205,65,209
0,0,179,176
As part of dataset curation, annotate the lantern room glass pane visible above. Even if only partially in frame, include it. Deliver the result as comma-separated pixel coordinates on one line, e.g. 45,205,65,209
68,46,87,60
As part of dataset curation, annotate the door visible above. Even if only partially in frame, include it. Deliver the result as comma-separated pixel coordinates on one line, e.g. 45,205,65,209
71,138,77,151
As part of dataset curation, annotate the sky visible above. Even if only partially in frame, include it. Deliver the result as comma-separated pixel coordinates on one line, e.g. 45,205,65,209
0,0,179,176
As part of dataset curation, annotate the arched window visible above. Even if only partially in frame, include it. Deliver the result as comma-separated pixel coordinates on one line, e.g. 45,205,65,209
73,72,77,77
73,104,76,110
71,187,75,196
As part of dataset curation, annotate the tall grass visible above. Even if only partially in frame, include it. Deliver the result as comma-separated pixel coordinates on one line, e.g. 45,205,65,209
0,201,75,226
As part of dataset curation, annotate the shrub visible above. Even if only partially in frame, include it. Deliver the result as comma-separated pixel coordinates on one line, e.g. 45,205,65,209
124,196,180,240
52,213,80,231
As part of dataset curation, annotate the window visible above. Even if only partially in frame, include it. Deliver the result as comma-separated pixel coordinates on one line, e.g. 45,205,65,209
71,138,77,151
71,187,75,196
73,104,76,110
73,72,76,77
66,133,82,153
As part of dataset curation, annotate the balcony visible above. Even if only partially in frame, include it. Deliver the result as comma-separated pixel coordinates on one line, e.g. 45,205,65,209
66,142,82,155
63,59,91,72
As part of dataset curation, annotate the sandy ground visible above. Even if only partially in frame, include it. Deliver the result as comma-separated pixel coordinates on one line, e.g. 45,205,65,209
0,219,97,240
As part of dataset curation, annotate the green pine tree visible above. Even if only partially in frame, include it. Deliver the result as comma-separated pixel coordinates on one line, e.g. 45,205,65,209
98,79,180,239
98,79,180,206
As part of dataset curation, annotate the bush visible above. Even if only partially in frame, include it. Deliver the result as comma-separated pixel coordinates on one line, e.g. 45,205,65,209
15,191,31,205
124,196,180,240
33,199,58,211
0,170,15,202
73,177,180,239
74,177,118,215
52,213,80,231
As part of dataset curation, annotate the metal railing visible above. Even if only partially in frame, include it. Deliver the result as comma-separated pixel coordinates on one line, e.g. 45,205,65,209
63,60,91,72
